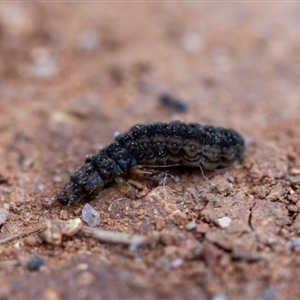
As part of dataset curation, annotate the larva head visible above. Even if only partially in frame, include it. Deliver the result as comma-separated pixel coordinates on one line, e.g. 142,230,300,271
58,163,105,206
57,181,84,206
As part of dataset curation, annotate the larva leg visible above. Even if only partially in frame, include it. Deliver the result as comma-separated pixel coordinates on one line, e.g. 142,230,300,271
112,167,167,199
112,176,149,199
113,177,136,199
128,166,159,177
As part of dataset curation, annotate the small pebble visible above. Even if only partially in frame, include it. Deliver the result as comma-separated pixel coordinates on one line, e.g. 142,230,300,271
40,222,62,245
196,223,209,233
171,258,184,268
288,204,298,213
24,236,38,247
288,194,298,203
59,210,69,220
131,200,142,209
9,202,19,214
40,219,83,245
42,197,56,207
113,131,120,138
77,263,89,271
59,218,83,236
82,204,100,227
172,210,187,226
266,185,285,201
290,168,300,176
218,216,232,228
27,257,44,271
37,183,44,191
43,288,60,300
185,220,197,231
155,218,166,231
227,176,235,183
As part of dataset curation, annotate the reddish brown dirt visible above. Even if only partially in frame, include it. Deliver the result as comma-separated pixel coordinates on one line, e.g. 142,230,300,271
1,3,300,300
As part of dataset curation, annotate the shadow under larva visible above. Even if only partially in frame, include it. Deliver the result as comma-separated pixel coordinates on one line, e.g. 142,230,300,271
57,121,245,206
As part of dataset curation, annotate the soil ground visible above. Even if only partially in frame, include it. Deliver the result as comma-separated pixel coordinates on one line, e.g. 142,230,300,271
0,3,300,300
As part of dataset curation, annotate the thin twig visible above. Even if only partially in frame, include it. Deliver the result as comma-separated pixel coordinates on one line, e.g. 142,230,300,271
107,197,125,212
0,224,46,245
81,225,158,246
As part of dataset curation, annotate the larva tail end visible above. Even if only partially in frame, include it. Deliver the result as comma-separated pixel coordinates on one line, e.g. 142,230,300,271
57,181,84,206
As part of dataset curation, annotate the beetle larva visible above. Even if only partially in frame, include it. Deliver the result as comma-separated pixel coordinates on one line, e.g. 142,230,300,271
58,121,245,206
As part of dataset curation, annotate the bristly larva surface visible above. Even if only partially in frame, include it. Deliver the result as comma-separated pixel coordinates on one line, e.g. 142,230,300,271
58,121,245,206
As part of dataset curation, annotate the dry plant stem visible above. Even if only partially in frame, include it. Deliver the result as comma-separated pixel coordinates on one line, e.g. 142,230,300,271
0,224,46,245
0,260,19,267
81,225,158,245
0,220,158,246
107,197,125,212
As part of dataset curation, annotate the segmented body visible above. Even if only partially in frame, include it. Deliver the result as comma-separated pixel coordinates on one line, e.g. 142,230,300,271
58,121,245,206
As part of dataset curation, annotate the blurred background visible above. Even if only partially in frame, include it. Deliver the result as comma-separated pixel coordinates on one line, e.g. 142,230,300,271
1,3,300,138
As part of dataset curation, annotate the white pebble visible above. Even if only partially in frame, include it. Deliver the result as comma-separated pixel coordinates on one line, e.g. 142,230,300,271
217,216,232,228
185,220,197,230
82,203,100,227
171,258,184,268
113,131,120,138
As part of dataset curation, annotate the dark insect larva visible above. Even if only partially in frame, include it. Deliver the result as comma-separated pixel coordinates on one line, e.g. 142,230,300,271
58,121,245,206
